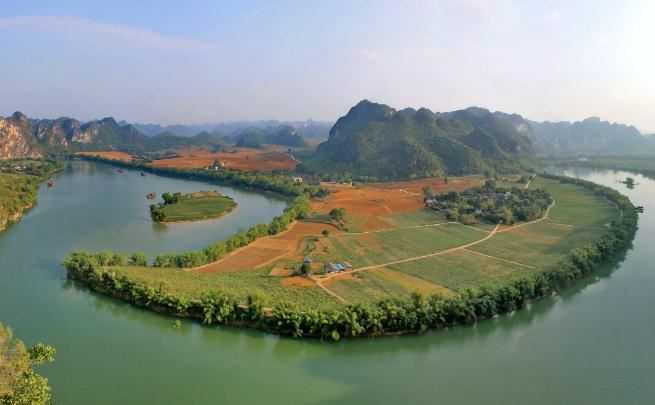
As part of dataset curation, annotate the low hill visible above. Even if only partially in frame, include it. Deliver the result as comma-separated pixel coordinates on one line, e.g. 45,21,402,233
233,125,306,148
529,117,655,156
300,100,534,180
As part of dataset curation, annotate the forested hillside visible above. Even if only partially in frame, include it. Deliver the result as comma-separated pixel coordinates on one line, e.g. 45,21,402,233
530,117,655,156
300,100,534,180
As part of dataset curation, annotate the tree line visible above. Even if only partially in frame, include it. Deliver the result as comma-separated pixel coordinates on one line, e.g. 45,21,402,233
63,173,638,341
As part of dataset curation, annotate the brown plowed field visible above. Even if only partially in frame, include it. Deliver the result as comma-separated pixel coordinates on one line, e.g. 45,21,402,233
195,221,338,274
76,151,134,162
150,147,297,172
311,176,481,231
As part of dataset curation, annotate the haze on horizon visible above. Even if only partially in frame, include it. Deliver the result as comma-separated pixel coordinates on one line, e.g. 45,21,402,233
1,0,653,132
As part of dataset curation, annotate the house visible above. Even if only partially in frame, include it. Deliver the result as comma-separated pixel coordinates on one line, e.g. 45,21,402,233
207,160,225,171
325,262,340,273
325,262,353,273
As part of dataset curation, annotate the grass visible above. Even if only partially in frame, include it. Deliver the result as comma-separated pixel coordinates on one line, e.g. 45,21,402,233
385,209,446,227
325,269,452,304
159,191,237,222
310,223,484,268
531,177,617,226
388,250,532,291
108,265,340,310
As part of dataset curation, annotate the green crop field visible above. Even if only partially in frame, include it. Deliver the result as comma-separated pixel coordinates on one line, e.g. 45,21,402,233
108,265,339,310
387,250,532,291
158,192,237,222
325,268,452,304
310,223,484,268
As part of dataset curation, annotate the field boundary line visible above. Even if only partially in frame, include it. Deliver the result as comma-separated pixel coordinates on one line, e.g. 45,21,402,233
461,248,536,269
341,221,457,236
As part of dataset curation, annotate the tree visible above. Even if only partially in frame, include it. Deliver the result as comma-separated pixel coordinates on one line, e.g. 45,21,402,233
329,208,346,222
422,186,435,199
28,344,56,364
161,192,174,205
299,261,311,275
321,229,330,237
129,252,148,267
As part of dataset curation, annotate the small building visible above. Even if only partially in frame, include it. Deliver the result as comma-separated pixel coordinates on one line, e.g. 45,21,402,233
325,261,353,273
292,176,303,184
207,160,225,171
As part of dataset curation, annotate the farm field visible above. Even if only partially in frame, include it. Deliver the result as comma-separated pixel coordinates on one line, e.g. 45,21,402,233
77,151,134,162
149,146,297,172
77,146,298,173
102,174,620,308
109,265,339,309
312,223,484,268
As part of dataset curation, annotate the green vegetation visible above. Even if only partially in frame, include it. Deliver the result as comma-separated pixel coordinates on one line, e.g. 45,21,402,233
63,173,637,340
0,160,62,231
425,179,551,225
312,224,483,268
234,125,306,148
300,101,532,180
0,323,55,405
150,191,237,223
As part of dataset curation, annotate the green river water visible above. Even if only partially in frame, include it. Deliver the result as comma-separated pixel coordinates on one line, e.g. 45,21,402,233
1,161,654,404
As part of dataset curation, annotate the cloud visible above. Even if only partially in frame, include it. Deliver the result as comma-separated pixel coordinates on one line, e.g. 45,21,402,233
0,15,215,51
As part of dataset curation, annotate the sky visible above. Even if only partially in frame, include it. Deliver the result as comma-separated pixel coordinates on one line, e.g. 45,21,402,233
1,0,654,131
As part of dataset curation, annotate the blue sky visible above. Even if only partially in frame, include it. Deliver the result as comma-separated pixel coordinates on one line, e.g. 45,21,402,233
1,1,653,130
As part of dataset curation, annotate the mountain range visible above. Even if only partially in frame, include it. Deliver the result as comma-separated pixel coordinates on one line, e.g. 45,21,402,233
3,102,654,178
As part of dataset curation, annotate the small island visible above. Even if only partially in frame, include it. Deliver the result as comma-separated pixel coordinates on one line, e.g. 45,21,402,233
149,191,237,223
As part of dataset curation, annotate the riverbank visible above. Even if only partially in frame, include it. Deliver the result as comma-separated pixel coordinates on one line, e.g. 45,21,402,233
63,172,638,340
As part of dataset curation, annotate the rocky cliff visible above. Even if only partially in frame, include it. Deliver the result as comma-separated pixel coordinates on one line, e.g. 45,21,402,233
0,113,42,159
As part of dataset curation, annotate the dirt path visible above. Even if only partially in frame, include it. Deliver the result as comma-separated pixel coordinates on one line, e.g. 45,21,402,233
309,275,349,304
315,198,560,302
524,177,533,190
318,223,501,287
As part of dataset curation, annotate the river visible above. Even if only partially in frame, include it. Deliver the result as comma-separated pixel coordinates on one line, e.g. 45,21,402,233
1,162,653,404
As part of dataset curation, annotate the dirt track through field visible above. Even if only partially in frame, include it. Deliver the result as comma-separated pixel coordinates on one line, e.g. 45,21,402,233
316,199,561,303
